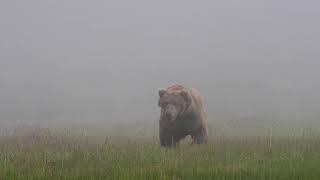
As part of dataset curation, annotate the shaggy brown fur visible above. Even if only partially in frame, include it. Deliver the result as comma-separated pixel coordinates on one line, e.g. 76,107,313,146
158,84,208,147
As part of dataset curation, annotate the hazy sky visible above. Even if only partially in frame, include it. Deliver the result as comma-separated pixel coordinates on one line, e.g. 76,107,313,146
0,0,319,127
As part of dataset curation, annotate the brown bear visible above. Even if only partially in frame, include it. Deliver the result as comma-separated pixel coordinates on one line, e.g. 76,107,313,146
157,84,208,147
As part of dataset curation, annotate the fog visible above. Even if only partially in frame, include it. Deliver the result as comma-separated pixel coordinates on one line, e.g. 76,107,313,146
0,0,319,129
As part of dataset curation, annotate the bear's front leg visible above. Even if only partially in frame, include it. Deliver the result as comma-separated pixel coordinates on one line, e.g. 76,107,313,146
159,133,178,147
159,129,181,147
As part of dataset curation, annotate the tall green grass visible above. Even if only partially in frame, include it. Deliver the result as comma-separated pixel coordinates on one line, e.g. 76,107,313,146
0,127,320,179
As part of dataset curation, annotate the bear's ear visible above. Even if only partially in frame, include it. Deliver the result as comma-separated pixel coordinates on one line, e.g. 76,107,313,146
180,90,191,107
158,88,167,97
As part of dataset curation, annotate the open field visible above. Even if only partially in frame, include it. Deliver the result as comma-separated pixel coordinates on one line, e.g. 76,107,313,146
1,127,320,180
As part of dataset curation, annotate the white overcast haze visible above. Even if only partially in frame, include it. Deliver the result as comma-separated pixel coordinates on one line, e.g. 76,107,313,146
0,0,319,129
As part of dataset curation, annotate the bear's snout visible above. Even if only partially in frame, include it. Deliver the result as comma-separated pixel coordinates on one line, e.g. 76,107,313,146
165,112,172,120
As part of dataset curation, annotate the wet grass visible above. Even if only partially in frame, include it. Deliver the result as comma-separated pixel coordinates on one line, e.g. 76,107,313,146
0,128,320,179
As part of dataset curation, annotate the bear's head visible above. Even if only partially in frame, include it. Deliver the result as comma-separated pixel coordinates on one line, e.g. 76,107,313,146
158,88,191,123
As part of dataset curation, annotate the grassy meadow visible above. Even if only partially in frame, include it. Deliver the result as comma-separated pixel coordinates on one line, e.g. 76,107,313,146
0,126,320,180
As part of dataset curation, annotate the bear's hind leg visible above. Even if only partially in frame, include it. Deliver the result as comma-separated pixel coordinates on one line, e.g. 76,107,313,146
191,127,208,145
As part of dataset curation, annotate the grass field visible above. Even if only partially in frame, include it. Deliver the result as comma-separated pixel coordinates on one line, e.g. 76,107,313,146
0,127,320,180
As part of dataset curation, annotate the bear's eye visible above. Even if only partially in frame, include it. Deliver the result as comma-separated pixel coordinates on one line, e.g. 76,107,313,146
168,102,176,106
162,102,168,107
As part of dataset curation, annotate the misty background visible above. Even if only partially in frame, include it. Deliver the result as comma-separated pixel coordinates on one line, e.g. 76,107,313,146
0,0,319,130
